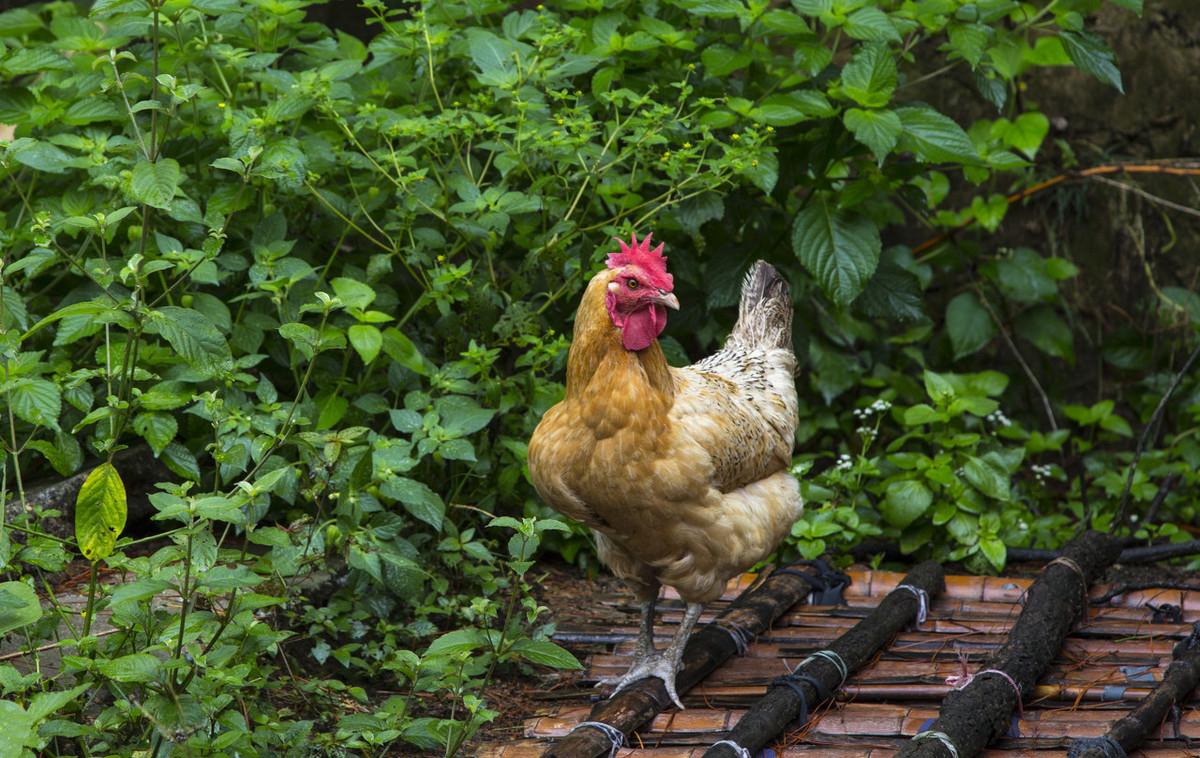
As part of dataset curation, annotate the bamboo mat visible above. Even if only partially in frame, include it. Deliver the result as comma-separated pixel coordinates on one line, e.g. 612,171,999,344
477,569,1200,757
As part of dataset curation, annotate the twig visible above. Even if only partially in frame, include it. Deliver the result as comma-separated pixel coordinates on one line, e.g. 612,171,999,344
1113,340,1200,531
1090,173,1200,220
974,284,1058,431
913,160,1200,255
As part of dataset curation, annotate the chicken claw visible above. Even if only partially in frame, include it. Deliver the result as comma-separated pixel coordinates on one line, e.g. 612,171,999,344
601,602,703,710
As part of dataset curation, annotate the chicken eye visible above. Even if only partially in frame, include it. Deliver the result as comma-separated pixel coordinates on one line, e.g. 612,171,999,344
626,278,640,290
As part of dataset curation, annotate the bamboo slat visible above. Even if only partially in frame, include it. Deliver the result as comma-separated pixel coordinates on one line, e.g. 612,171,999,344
479,567,1200,757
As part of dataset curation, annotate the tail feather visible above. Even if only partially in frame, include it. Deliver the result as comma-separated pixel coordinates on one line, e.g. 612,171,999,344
727,260,792,350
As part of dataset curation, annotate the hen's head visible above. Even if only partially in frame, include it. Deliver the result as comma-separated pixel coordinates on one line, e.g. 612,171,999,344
604,231,678,351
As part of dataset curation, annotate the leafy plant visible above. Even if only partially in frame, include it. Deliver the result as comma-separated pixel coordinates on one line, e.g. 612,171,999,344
0,0,1192,754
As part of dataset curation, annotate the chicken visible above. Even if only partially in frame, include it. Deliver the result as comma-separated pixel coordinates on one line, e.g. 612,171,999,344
528,231,801,708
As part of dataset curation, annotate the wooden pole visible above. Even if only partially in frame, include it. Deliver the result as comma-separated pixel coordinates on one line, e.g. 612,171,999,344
538,561,846,758
703,560,945,758
894,530,1122,758
1070,623,1200,758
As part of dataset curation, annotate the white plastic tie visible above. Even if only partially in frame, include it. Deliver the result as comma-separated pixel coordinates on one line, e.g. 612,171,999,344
897,584,929,625
914,730,960,758
571,721,625,758
710,738,752,758
799,649,848,687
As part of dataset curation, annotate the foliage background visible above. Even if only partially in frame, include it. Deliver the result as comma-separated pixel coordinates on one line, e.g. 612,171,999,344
0,0,1196,754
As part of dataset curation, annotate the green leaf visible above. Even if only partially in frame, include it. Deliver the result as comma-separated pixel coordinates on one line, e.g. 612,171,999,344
0,581,41,635
853,257,924,322
148,306,233,375
161,442,201,482
331,277,376,310
100,653,161,683
425,628,486,658
1060,30,1123,92
841,43,896,108
74,462,127,562
979,538,1006,570
26,683,89,722
130,158,182,209
132,412,177,457
843,108,901,163
1015,305,1074,363
923,370,957,405
843,6,900,42
882,480,933,528
791,196,882,305
348,324,383,364
7,138,75,173
380,477,445,531
1108,0,1142,14
0,700,33,758
8,378,61,430
896,106,980,164
467,29,519,87
993,112,1049,159
963,455,1010,500
510,638,583,669
945,292,995,359
382,328,435,376
435,396,496,437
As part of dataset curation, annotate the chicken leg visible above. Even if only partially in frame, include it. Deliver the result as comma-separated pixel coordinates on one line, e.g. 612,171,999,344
610,602,703,710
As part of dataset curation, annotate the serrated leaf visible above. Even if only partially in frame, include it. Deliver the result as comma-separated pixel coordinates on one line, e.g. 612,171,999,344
162,441,201,482
8,378,60,430
896,106,980,164
8,138,74,173
843,6,900,42
791,196,881,305
882,480,933,528
130,158,182,209
0,581,41,635
379,477,445,531
841,43,896,108
1060,30,1122,92
132,412,177,456
348,324,382,364
946,292,995,359
100,653,161,683
843,107,901,163
963,455,1010,500
434,396,496,437
853,257,924,322
74,462,127,561
148,306,232,375
467,29,519,87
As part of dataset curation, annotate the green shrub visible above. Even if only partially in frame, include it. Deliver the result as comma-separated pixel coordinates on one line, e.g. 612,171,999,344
0,0,1191,754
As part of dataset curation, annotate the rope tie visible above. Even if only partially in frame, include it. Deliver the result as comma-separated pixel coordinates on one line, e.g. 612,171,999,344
1047,555,1091,609
1066,735,1127,758
771,559,851,605
913,730,959,758
570,721,625,758
944,660,1024,717
800,649,849,688
715,622,754,655
710,738,752,758
897,584,929,625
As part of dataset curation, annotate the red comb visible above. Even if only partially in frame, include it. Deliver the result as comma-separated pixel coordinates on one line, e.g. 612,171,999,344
606,232,673,289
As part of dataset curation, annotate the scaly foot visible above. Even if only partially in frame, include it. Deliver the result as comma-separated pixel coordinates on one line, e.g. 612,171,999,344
606,651,687,710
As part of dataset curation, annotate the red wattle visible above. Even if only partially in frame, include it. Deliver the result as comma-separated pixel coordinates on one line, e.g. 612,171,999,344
621,305,667,351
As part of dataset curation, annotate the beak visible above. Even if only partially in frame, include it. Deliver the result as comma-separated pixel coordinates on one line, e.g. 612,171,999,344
655,290,680,310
